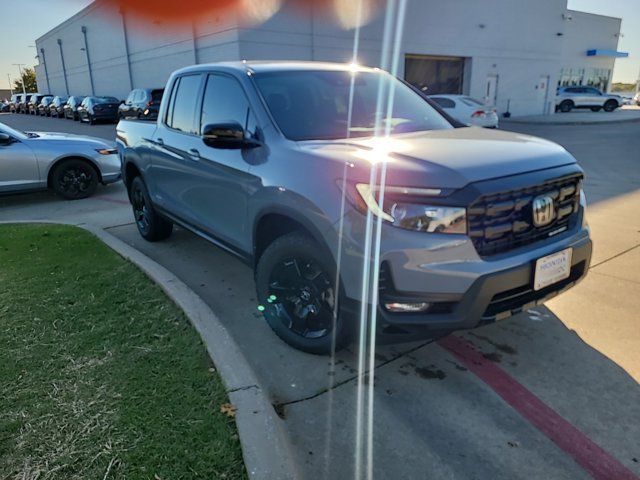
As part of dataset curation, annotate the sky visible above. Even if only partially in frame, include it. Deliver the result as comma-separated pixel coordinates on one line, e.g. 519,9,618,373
0,0,638,90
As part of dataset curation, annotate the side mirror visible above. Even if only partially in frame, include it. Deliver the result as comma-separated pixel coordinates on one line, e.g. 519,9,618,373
0,133,13,145
202,122,260,149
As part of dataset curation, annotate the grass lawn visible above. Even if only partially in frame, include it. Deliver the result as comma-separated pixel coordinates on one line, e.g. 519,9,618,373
0,224,246,479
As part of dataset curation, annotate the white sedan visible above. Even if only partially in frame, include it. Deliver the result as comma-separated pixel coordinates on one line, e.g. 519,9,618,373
428,95,499,128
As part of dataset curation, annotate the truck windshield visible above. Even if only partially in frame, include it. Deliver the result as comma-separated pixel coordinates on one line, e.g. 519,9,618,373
254,70,453,141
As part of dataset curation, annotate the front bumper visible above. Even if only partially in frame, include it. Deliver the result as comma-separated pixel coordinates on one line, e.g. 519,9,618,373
97,153,123,184
374,230,591,342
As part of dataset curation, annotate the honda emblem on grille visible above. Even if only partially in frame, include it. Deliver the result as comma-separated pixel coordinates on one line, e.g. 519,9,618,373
532,195,555,227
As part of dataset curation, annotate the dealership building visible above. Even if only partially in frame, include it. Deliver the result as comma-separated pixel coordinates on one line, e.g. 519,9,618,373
34,0,627,117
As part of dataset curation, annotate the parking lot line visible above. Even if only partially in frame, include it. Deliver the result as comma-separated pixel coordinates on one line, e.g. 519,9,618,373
439,335,639,480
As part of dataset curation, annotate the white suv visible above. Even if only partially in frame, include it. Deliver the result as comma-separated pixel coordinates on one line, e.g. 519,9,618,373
556,86,622,113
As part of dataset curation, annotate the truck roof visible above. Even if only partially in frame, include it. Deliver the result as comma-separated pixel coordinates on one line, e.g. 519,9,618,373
174,60,380,76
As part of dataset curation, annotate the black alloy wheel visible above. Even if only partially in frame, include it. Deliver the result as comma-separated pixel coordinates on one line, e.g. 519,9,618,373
131,181,151,236
603,100,618,112
52,159,99,200
129,176,173,241
268,257,335,340
256,233,352,354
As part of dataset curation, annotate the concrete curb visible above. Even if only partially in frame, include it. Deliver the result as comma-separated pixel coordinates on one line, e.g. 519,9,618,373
502,116,640,126
1,220,299,480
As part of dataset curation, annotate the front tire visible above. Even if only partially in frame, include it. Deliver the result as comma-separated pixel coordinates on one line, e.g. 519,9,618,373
51,159,99,200
129,176,173,242
603,100,618,112
255,233,351,354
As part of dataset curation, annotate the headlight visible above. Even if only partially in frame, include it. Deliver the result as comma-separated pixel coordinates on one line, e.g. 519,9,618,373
355,183,467,234
96,148,118,155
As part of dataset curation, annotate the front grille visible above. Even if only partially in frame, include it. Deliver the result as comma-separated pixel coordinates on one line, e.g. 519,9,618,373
468,175,582,256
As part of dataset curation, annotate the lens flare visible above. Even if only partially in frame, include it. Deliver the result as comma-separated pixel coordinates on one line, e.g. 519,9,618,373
103,0,239,22
239,0,283,25
102,0,379,28
333,0,380,29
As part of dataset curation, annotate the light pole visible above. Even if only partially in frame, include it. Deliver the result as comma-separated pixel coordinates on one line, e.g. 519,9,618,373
81,26,95,95
7,74,13,96
12,64,26,95
57,39,70,96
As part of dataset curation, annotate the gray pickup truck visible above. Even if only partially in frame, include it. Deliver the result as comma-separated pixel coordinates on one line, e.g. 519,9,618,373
116,61,592,354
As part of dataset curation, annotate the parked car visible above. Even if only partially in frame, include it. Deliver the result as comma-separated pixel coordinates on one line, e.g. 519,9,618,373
555,86,622,112
27,94,48,115
117,61,592,354
0,122,121,199
428,94,498,128
0,100,10,113
37,96,55,116
8,94,21,113
50,96,69,118
78,96,120,124
63,96,86,120
634,92,640,106
119,88,164,120
17,93,34,114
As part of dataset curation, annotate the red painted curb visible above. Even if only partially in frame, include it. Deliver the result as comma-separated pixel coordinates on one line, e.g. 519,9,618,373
438,335,638,480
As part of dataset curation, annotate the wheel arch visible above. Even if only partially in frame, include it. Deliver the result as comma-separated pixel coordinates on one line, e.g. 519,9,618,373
253,206,334,268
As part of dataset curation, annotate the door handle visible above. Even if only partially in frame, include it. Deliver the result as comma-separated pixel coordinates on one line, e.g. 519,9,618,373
188,148,201,160
156,138,164,146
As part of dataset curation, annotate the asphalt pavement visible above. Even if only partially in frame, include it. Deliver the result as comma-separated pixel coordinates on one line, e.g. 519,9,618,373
1,112,638,479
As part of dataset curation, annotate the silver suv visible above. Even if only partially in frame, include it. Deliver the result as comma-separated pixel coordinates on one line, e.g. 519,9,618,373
556,86,622,113
118,62,592,354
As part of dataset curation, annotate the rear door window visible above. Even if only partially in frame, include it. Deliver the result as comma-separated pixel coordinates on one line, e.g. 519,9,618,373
166,74,202,134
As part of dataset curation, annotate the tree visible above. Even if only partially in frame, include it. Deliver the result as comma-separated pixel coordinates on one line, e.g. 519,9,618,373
14,68,38,93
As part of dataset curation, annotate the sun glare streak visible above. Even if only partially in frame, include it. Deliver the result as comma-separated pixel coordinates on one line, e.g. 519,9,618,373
365,2,407,479
354,1,400,478
324,2,364,478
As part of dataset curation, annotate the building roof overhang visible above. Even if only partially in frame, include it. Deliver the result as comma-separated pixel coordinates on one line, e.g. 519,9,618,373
586,49,629,58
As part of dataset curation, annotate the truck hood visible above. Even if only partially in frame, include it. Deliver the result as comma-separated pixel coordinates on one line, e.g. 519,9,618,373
298,127,576,190
28,131,114,147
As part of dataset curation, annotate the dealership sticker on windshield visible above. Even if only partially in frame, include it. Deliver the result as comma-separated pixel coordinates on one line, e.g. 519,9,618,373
534,248,572,291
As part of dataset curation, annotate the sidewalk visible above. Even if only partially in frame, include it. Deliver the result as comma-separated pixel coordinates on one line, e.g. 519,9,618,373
503,105,640,125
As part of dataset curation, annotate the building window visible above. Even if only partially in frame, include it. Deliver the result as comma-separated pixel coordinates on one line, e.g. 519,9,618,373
405,54,465,95
558,67,611,91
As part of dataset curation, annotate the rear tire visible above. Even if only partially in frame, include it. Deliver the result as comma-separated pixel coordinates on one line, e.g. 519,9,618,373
603,100,618,112
51,159,99,200
559,100,573,113
255,232,352,355
129,176,173,242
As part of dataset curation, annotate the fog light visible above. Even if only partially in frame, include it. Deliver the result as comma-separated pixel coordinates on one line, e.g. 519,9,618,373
384,302,431,313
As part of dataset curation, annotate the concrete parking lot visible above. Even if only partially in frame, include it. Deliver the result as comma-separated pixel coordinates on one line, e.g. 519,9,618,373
1,112,639,479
